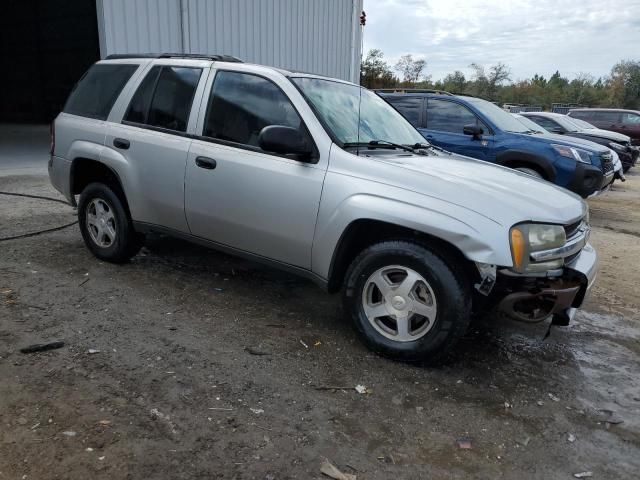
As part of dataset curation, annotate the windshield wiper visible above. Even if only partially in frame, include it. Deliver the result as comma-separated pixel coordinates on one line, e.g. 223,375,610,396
343,140,425,154
414,142,451,155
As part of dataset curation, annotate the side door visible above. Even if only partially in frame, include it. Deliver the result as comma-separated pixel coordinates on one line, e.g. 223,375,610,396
591,111,621,131
421,98,493,160
104,62,207,232
184,69,326,269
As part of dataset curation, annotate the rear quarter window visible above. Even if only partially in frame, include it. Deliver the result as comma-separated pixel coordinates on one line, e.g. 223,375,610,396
386,97,423,127
63,64,139,120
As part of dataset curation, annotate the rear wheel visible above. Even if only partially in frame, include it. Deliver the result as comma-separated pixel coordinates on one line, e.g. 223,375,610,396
78,182,144,263
342,241,471,363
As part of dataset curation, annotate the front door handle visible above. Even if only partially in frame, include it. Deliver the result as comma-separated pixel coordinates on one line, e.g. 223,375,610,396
113,138,130,150
195,156,217,170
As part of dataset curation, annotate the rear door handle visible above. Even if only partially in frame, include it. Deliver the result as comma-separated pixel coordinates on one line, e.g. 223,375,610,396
113,138,130,150
195,156,217,170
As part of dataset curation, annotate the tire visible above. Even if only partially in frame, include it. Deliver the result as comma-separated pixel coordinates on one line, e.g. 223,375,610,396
342,241,471,363
78,182,144,263
515,167,543,178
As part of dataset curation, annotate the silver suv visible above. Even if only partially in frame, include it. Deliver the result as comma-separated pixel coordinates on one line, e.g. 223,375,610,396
49,54,597,362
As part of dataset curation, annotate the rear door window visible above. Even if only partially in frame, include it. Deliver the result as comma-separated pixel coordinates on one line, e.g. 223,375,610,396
64,64,139,120
124,66,202,132
426,99,487,134
202,70,303,149
385,97,423,127
594,111,621,123
569,111,590,120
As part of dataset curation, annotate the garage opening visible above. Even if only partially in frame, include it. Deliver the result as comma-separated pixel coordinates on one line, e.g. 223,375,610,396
0,0,100,123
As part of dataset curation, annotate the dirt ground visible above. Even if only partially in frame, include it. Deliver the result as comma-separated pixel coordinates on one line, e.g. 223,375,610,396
1,164,639,479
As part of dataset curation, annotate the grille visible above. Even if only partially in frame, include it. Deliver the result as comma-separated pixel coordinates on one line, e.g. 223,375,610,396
601,153,614,174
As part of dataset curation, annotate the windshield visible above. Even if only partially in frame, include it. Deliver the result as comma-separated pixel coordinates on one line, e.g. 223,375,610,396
465,98,530,133
567,117,596,130
290,77,426,146
512,114,547,133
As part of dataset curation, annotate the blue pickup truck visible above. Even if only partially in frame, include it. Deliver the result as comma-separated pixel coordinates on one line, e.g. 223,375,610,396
379,91,614,197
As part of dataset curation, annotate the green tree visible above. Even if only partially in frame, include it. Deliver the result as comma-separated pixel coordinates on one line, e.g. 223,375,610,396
361,50,639,110
609,60,640,109
468,62,510,99
360,49,399,89
394,54,427,85
442,71,466,93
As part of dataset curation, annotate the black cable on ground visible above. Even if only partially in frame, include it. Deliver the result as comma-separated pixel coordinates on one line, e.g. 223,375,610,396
0,191,70,205
0,191,78,242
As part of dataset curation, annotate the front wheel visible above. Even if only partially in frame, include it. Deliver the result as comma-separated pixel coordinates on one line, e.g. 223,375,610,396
78,182,144,263
515,167,543,179
342,241,471,363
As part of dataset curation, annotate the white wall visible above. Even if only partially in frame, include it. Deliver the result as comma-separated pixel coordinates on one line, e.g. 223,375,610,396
96,0,363,83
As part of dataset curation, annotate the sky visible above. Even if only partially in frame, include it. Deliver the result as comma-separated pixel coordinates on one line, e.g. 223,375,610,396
362,0,640,82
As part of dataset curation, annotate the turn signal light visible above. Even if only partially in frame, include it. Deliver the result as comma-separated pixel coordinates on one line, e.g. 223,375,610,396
510,227,525,270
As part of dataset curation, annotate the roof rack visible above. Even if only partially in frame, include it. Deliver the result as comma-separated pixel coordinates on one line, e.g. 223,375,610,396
105,53,243,62
373,88,453,96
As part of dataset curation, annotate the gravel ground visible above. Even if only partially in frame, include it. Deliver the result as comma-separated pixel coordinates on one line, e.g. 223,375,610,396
1,166,639,480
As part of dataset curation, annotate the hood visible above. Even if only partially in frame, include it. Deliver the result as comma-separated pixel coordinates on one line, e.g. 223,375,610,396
510,131,609,153
577,128,631,144
362,149,586,228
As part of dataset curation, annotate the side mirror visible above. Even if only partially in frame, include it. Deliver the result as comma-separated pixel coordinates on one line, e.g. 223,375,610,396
258,125,313,159
463,124,483,138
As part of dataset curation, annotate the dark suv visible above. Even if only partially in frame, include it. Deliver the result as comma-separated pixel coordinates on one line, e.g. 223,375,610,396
522,111,639,172
381,92,614,197
568,108,640,145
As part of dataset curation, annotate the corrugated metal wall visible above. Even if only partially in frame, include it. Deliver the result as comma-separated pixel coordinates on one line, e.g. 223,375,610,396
96,0,362,82
97,0,183,55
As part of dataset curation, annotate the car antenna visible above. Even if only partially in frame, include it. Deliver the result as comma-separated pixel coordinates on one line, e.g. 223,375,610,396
356,85,363,156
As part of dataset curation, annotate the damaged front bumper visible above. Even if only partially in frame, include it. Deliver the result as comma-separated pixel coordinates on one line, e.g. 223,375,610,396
490,242,597,325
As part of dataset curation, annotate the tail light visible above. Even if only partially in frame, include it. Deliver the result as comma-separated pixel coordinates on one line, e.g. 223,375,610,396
50,120,55,156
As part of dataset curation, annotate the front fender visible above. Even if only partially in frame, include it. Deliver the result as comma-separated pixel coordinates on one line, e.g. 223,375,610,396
312,185,513,280
495,149,557,181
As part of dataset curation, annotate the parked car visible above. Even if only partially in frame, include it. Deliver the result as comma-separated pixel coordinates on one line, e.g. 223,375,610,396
512,114,625,182
381,92,614,197
568,108,640,145
49,54,597,362
521,111,639,172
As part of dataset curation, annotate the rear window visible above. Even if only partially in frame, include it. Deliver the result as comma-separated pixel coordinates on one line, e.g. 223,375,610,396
63,64,138,120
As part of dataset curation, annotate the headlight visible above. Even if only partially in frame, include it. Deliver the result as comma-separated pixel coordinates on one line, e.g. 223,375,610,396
551,144,591,164
510,223,566,273
609,142,626,152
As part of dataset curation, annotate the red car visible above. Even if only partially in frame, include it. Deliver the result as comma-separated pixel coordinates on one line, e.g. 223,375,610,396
568,108,640,146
